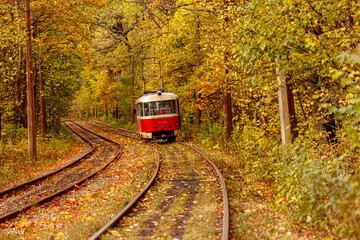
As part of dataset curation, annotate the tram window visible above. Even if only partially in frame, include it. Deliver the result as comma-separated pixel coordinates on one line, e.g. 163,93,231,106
143,100,176,116
159,100,175,114
143,102,150,116
150,102,158,115
136,103,143,116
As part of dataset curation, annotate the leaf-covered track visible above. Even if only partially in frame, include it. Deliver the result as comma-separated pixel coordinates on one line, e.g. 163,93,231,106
178,141,229,240
90,120,140,139
80,121,160,240
85,121,228,240
0,121,123,223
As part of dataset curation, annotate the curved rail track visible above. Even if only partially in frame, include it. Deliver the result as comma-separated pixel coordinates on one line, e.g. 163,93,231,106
0,121,123,223
85,121,229,240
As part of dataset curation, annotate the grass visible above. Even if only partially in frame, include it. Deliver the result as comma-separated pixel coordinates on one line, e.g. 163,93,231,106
0,125,82,190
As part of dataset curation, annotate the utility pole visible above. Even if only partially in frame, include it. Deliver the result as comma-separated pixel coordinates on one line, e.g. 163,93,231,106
277,65,297,145
25,0,37,161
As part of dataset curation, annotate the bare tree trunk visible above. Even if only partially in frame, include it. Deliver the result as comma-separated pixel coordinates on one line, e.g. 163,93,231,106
0,105,2,141
277,63,297,144
39,59,47,138
15,0,23,126
56,113,61,133
93,105,97,118
25,0,37,161
115,106,119,120
223,51,233,140
195,15,202,127
20,51,27,127
130,55,135,124
224,91,233,140
16,48,23,125
195,92,202,126
223,0,233,140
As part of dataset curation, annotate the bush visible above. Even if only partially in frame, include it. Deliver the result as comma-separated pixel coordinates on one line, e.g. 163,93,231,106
0,124,27,144
275,145,360,237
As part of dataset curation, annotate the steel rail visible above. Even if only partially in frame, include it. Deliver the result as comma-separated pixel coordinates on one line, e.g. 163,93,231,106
0,121,123,223
88,123,161,240
87,122,227,239
0,122,96,199
178,141,229,240
90,120,139,139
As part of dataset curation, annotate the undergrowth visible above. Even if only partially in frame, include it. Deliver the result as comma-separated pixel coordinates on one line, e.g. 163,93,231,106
99,115,360,237
190,120,360,238
102,116,138,132
0,124,81,190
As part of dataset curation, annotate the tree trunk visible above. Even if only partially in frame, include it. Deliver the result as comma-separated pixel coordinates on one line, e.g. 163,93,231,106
0,105,2,141
39,59,47,138
16,48,23,125
130,55,135,124
25,0,37,161
223,0,233,140
56,113,61,133
277,65,297,144
15,0,23,126
195,15,202,127
115,106,119,120
93,105,97,118
224,91,233,140
20,53,27,127
223,51,233,140
195,92,202,127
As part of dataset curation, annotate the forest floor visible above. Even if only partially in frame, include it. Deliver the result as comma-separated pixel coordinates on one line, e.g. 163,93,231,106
0,123,323,239
197,146,323,239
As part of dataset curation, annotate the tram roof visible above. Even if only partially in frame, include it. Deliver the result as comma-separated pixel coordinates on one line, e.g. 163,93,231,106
136,92,179,104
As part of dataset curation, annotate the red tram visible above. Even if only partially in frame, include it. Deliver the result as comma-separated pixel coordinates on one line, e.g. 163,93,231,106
136,91,181,141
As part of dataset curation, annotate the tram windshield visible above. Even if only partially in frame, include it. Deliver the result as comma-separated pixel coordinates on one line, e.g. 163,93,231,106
142,100,177,116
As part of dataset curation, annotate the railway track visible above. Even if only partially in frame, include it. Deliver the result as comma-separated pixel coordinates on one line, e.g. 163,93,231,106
0,121,123,223
84,121,229,240
89,120,140,139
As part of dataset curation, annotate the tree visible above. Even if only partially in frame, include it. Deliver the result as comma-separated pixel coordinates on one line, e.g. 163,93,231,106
232,0,360,143
25,0,37,161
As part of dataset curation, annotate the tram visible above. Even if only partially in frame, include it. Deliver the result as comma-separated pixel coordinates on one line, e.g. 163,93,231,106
135,91,181,141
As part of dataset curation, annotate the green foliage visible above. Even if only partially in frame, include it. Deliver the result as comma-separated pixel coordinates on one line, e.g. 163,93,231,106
0,124,27,144
112,116,138,132
323,51,360,143
274,145,360,237
44,53,85,127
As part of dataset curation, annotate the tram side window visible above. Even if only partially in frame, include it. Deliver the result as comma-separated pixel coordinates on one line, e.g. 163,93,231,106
143,102,150,116
136,103,143,116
